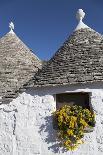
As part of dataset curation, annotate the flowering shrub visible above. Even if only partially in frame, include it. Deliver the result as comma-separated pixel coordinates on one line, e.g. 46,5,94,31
53,105,95,150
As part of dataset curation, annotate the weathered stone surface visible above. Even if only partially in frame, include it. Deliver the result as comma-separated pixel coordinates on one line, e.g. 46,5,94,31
0,32,42,102
27,28,103,88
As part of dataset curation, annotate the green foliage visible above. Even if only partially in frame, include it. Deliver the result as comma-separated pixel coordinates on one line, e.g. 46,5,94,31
53,105,95,150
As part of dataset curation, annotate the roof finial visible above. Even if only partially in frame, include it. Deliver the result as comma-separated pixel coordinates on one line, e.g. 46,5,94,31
74,9,89,31
9,21,14,34
76,9,85,21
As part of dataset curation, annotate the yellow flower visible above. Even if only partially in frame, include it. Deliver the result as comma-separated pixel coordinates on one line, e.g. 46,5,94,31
67,129,74,136
80,119,88,128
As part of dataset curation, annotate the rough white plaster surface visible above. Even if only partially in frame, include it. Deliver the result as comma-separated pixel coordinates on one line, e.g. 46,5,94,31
1,83,103,155
74,20,89,32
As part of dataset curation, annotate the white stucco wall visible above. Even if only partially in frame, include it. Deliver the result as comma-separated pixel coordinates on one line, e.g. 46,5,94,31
0,82,103,155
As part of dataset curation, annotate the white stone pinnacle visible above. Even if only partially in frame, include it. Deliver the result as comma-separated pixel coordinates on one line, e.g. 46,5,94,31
74,9,89,31
9,21,15,34
76,9,85,21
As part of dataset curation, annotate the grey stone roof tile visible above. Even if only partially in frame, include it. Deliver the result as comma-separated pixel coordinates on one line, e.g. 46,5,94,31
26,28,103,88
0,32,42,103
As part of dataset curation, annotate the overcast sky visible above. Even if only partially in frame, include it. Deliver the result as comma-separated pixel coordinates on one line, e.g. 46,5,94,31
0,0,102,60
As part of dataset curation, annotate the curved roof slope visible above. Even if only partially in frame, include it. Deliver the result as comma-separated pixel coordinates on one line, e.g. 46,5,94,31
26,9,103,88
0,29,41,102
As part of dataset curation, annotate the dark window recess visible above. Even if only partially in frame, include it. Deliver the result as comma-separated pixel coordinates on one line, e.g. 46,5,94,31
56,92,90,110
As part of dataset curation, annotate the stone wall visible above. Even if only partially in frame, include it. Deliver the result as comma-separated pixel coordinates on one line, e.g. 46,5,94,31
0,83,103,155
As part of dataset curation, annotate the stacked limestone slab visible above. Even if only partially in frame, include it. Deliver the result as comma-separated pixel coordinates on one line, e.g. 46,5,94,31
0,31,42,103
27,28,103,88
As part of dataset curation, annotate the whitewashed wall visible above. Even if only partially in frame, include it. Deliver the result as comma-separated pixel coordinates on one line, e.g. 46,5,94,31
0,82,103,155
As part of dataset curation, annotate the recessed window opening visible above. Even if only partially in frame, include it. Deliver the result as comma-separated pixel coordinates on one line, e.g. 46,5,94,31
56,92,91,110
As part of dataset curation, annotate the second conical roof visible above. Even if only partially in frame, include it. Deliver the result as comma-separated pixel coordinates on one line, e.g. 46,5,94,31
27,27,103,87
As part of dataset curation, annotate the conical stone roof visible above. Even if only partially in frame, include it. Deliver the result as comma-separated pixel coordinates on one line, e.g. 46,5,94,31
0,24,41,103
26,9,103,88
